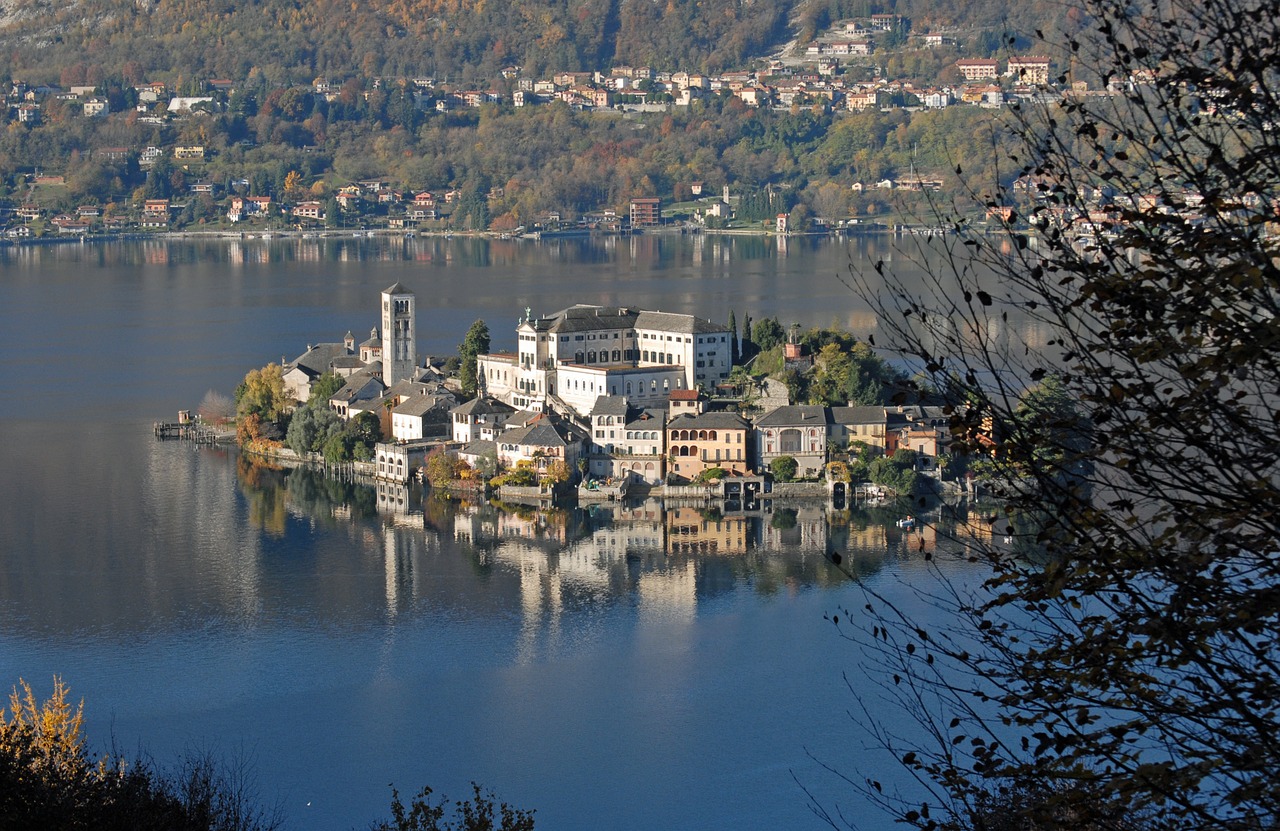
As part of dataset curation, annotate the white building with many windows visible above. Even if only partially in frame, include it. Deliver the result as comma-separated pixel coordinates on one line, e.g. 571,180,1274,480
477,305,733,415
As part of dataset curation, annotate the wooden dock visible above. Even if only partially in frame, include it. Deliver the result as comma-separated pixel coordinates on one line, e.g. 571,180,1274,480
153,421,228,444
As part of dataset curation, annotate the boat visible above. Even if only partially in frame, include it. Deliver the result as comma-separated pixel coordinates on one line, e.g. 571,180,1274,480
896,515,916,529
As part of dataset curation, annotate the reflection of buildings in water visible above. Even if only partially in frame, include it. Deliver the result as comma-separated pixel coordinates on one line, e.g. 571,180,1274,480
496,509,569,546
375,481,423,526
665,505,750,555
383,522,425,613
143,241,169,265
638,560,696,625
296,241,322,263
451,503,570,549
760,504,829,551
148,444,263,620
839,521,890,551
898,521,936,557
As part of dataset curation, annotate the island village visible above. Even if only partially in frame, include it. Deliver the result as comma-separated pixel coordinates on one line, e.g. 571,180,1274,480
183,281,970,520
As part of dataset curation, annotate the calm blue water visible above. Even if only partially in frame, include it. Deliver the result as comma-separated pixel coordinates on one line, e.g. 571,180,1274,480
0,235,985,830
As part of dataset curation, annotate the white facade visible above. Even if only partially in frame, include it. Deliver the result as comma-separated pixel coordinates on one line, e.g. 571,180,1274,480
556,364,685,415
480,305,732,414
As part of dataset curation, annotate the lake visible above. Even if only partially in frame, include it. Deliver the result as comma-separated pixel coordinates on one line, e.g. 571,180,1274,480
0,233,990,831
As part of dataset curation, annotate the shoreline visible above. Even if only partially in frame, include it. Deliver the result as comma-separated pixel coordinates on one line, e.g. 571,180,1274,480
0,223,910,249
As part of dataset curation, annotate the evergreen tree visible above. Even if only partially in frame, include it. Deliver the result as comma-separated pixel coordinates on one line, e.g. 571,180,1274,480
727,310,739,366
457,319,490,397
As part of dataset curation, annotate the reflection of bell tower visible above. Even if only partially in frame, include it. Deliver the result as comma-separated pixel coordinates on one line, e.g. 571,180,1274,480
381,283,416,385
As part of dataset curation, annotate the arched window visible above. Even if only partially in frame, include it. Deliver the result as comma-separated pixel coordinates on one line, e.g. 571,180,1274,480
626,381,632,395
612,350,620,361
709,430,717,441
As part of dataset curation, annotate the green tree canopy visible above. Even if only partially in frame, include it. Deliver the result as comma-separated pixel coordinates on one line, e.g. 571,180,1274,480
458,319,491,397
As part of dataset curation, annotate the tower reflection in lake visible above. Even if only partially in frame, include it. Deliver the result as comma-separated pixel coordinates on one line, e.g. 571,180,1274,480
233,454,989,626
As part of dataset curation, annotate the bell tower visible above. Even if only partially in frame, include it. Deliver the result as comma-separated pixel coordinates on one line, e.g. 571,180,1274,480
381,283,416,385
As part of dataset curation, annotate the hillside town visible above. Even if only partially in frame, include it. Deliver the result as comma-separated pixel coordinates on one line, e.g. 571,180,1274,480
242,283,962,505
0,9,1131,240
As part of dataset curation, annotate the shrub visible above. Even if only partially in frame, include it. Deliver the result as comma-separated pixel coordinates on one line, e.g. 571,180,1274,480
770,455,798,482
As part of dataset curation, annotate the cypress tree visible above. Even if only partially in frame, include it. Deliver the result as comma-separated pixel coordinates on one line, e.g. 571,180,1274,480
728,310,739,366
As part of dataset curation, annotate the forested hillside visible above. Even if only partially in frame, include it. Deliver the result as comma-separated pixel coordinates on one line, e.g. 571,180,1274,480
0,0,792,84
0,0,1068,85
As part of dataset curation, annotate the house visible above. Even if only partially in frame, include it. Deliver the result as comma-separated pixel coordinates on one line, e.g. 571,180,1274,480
329,370,387,420
754,405,831,478
665,411,752,481
174,146,206,161
922,89,954,108
292,201,322,220
168,97,215,113
451,397,516,443
495,415,583,473
586,396,666,485
629,197,661,227
389,388,455,441
143,199,170,216
956,59,1000,82
846,89,888,111
83,97,109,117
139,146,163,167
16,104,39,123
1007,56,1052,85
829,405,892,450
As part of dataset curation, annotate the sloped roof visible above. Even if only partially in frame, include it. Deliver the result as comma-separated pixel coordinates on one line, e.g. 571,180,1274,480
829,405,889,426
755,405,830,427
626,409,665,430
383,282,412,295
635,310,726,335
502,421,568,449
331,370,386,403
589,395,630,417
290,342,351,375
452,396,516,417
667,411,750,430
393,394,448,418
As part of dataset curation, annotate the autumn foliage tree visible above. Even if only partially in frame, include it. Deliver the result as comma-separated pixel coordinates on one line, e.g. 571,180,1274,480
0,677,282,830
